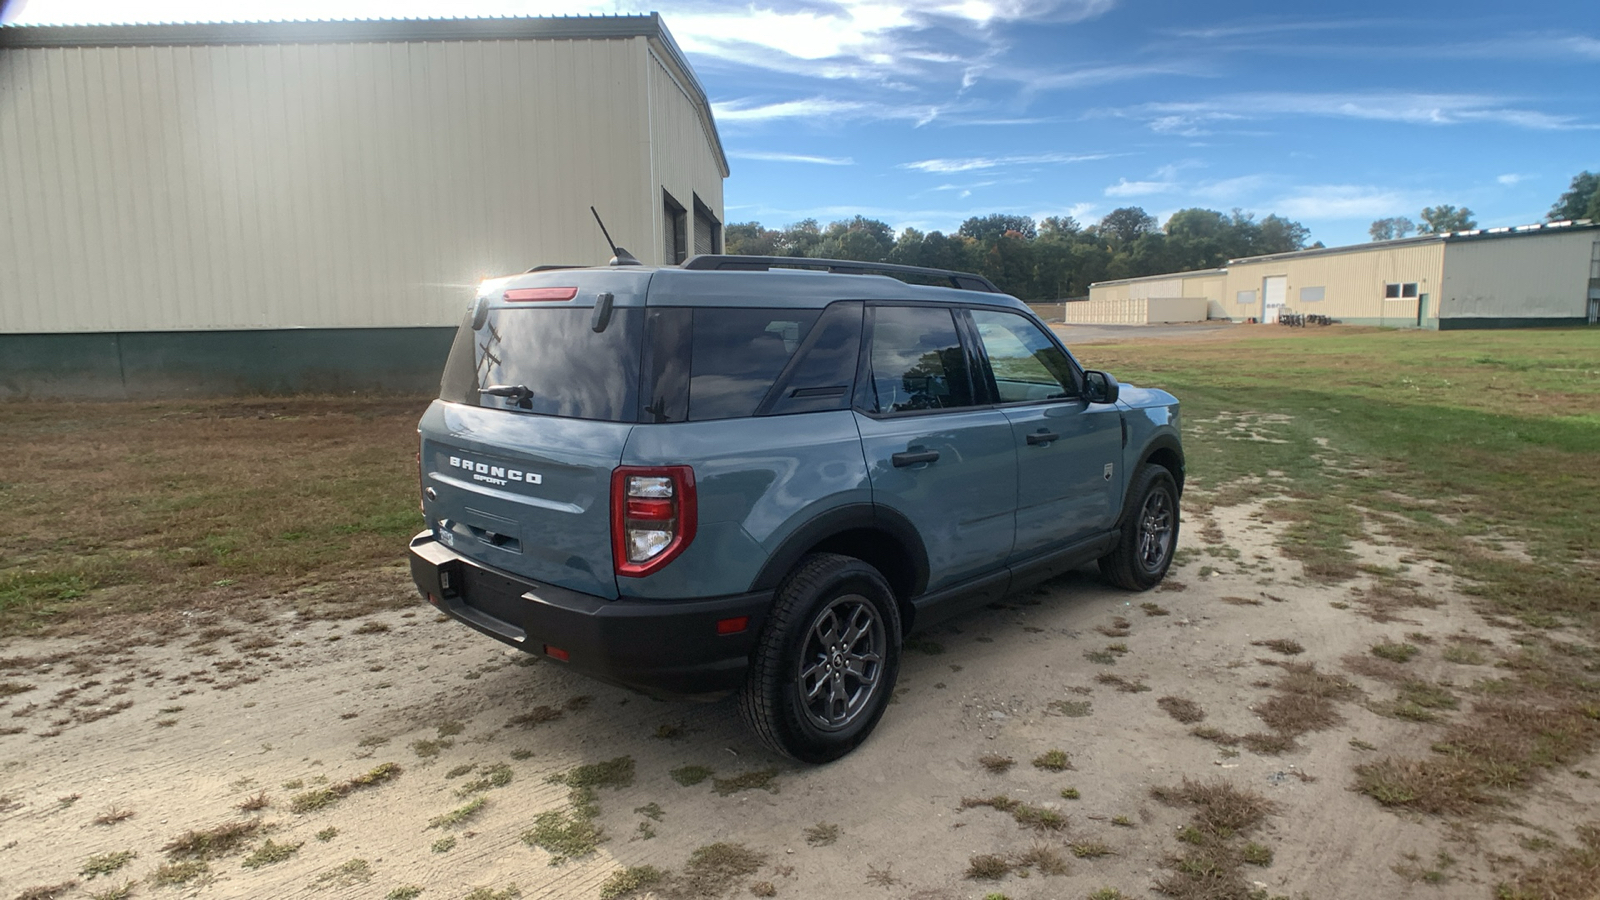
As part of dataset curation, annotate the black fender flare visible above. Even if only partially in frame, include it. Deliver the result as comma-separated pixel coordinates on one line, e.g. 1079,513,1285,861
1116,432,1185,528
749,502,930,599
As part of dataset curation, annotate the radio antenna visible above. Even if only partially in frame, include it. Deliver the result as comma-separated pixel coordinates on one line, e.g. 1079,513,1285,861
590,206,641,266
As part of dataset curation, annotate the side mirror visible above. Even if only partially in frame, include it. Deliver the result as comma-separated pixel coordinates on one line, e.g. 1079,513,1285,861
1083,370,1120,405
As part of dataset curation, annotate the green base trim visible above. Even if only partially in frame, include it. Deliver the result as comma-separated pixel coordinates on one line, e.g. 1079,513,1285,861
0,327,456,399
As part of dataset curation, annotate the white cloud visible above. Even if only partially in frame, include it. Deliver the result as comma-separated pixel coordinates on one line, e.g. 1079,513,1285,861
727,151,855,166
1497,173,1524,186
1268,185,1414,220
901,152,1109,173
1111,92,1594,133
1104,178,1174,198
713,97,874,122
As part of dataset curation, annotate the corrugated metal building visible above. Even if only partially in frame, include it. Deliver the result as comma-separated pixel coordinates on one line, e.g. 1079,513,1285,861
1085,220,1600,329
0,15,729,397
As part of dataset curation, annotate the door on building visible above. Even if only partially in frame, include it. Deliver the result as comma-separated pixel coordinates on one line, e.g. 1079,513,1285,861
1417,294,1429,327
1262,276,1287,323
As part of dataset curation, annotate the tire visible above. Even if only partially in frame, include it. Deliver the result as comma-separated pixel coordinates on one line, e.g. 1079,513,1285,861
738,553,902,764
1099,465,1180,591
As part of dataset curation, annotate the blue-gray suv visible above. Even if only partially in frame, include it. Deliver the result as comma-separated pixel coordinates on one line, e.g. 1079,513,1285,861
409,255,1183,762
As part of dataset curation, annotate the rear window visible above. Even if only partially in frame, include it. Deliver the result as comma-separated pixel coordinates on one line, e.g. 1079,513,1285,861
439,307,644,422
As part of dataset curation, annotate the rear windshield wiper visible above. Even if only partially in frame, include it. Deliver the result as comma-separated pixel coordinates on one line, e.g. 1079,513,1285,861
480,384,535,409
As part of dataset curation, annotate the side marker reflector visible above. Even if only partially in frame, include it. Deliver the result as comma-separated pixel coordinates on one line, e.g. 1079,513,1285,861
544,645,570,662
715,616,750,635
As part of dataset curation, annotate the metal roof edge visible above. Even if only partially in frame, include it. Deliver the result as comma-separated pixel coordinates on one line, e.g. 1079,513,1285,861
0,12,729,179
0,15,668,47
1086,267,1227,289
644,15,729,179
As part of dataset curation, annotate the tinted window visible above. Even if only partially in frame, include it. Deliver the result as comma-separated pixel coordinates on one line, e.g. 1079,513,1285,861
438,307,643,422
970,309,1077,403
865,306,975,414
758,301,863,417
688,309,820,421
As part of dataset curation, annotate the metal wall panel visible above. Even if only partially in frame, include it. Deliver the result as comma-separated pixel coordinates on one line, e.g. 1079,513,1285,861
1224,242,1445,324
1440,230,1594,319
647,48,723,265
0,36,674,332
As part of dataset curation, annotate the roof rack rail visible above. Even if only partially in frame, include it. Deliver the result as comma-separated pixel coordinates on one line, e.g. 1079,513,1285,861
680,254,1001,293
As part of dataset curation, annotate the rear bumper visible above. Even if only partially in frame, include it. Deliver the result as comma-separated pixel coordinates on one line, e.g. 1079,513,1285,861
407,532,772,697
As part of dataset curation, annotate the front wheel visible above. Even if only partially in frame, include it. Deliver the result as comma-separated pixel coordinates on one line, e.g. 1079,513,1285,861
1099,465,1180,591
738,553,902,763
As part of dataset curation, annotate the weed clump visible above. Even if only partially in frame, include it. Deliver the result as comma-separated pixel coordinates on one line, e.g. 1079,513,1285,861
290,761,401,813
978,753,1015,773
599,865,665,899
1095,673,1151,693
1252,638,1305,655
1047,699,1093,717
1372,642,1421,663
523,756,635,864
1071,841,1113,858
241,839,302,869
712,768,779,796
966,854,1011,879
429,796,488,829
670,843,767,899
161,819,263,860
1097,617,1132,637
671,764,714,786
456,762,514,796
1032,749,1071,771
150,861,208,885
80,850,136,877
1150,778,1278,899
1158,696,1205,724
315,858,373,887
803,822,838,846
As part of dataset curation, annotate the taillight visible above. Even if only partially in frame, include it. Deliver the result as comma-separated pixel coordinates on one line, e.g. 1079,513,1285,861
504,287,578,302
417,435,425,512
611,466,697,577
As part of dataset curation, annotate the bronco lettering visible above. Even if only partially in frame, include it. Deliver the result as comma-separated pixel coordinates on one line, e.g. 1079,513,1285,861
445,455,542,485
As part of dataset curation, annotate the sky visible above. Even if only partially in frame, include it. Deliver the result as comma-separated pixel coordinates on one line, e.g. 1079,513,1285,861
5,0,1598,247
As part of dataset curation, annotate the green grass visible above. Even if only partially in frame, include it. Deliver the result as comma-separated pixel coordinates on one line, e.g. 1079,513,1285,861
0,399,428,636
1081,328,1599,627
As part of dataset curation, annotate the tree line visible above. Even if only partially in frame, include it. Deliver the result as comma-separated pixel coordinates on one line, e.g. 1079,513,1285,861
725,206,1315,301
724,171,1599,301
1369,170,1600,241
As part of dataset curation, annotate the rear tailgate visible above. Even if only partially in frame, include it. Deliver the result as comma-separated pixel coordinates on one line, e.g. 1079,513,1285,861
421,402,630,599
419,270,652,600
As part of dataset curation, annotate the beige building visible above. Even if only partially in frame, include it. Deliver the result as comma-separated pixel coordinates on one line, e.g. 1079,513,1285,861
0,15,728,396
1085,221,1600,329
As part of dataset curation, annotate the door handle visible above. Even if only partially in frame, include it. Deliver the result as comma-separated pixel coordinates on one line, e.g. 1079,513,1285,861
892,449,940,467
1026,431,1060,445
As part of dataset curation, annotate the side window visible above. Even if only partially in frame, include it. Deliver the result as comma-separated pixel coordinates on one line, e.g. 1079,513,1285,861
864,306,976,414
687,308,820,421
970,309,1077,403
757,301,863,417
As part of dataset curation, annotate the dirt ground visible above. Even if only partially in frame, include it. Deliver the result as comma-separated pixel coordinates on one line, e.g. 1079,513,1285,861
5,490,1588,900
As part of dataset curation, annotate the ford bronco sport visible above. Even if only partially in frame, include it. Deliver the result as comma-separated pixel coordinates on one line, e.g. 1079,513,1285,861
409,255,1183,763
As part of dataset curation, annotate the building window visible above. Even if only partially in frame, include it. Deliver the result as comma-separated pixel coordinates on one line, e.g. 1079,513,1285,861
692,195,721,255
1384,282,1419,299
1235,290,1256,306
1299,286,1325,302
663,190,688,265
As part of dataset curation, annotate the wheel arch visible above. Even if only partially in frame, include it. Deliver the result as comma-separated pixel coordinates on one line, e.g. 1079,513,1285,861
1116,433,1185,529
750,503,929,635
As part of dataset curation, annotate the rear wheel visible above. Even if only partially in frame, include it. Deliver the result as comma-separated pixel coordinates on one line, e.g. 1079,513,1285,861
1099,465,1180,591
738,553,901,763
